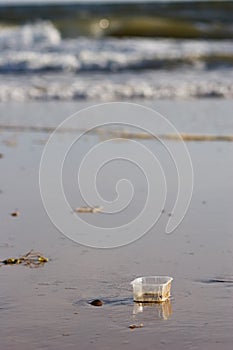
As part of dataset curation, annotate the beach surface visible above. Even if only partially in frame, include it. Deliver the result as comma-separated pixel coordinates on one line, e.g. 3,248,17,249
0,99,233,349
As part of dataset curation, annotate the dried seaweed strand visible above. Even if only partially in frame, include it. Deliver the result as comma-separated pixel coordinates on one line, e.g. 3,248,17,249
0,250,49,268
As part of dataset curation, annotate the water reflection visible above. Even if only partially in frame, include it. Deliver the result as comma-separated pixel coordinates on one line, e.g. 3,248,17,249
133,299,172,320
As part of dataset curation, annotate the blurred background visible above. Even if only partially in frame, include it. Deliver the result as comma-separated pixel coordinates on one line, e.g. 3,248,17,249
1,5,233,349
0,0,232,101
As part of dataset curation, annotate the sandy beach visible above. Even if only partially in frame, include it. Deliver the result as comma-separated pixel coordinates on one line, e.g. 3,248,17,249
0,99,233,349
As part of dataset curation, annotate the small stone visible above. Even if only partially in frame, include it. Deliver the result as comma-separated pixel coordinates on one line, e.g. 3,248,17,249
11,211,19,217
90,299,103,306
0,153,3,159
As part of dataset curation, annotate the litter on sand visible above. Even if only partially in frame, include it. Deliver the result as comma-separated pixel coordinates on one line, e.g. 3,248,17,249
131,276,173,303
74,206,103,213
129,324,144,329
0,250,49,268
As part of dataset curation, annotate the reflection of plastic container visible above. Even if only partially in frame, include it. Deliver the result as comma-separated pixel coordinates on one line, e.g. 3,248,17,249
131,276,173,303
133,300,172,320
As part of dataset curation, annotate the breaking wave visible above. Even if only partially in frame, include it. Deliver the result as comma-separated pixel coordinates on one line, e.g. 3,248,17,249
0,22,233,73
0,20,232,101
0,70,232,101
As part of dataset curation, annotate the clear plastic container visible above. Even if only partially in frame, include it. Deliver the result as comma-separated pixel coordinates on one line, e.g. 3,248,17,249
131,276,173,303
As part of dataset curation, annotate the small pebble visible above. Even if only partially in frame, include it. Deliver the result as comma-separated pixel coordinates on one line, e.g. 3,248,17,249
0,153,3,159
90,299,103,306
11,211,19,217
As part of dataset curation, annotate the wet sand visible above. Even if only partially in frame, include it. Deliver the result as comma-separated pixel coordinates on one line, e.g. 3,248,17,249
0,100,233,350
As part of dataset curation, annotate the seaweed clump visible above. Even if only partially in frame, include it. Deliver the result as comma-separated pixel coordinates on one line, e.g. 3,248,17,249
0,250,49,268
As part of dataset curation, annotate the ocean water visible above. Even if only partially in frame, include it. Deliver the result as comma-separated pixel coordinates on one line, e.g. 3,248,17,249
0,1,232,101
